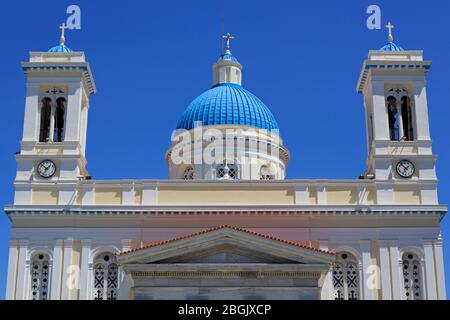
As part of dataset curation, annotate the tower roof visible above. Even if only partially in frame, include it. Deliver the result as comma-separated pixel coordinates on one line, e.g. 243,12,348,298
380,21,404,51
48,23,73,53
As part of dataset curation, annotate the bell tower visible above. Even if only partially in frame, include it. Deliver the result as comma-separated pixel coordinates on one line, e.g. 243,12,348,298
356,22,437,204
14,25,96,204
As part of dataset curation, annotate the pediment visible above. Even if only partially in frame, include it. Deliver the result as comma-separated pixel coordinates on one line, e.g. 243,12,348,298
117,226,334,265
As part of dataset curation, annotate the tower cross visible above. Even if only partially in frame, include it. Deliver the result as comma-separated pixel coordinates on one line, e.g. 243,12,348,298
385,22,394,43
59,23,68,45
222,32,235,52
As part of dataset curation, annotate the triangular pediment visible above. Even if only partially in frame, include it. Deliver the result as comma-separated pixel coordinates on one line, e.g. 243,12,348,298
117,226,334,265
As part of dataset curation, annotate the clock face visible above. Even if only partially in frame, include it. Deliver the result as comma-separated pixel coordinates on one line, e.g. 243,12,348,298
38,160,56,178
396,160,415,178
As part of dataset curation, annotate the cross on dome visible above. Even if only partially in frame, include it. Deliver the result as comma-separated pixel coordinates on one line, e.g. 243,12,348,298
385,22,394,43
59,23,68,45
222,32,235,53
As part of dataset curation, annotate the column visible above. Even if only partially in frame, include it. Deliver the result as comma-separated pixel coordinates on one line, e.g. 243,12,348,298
378,240,392,300
433,239,446,300
423,240,437,300
61,239,74,300
316,186,326,205
119,240,132,300
22,84,40,141
412,81,431,141
360,240,375,300
50,240,64,300
64,82,83,141
319,240,333,300
122,184,135,206
79,240,92,300
294,185,309,205
49,102,56,142
389,241,402,299
142,184,157,205
15,240,29,300
370,81,389,141
6,240,19,300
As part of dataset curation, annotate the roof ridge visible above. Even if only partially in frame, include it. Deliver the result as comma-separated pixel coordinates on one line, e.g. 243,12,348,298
118,225,335,256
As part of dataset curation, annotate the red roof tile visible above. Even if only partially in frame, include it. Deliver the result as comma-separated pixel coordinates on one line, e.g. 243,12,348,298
118,225,335,256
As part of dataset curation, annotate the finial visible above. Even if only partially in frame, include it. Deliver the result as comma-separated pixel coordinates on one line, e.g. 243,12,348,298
59,23,68,45
222,32,235,54
385,22,394,43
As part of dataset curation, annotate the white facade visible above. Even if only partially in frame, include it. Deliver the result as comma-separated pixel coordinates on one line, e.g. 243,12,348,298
3,32,447,300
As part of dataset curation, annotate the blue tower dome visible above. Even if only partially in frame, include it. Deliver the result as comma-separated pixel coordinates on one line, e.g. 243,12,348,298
176,83,279,131
48,44,73,53
380,42,404,52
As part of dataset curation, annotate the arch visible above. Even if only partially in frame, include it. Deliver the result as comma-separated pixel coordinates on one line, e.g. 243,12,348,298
398,246,425,262
39,97,52,142
215,159,239,180
260,163,276,180
332,251,360,300
89,246,121,264
30,252,51,300
91,249,120,300
330,245,363,262
28,246,54,261
401,251,423,300
385,87,416,141
182,166,194,180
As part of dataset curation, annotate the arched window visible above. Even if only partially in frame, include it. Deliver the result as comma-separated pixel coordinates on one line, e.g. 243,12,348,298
30,253,50,300
54,98,66,142
39,98,52,142
402,252,423,300
183,166,194,180
216,160,238,180
401,96,414,141
93,252,118,300
332,252,359,300
260,164,275,180
387,96,400,141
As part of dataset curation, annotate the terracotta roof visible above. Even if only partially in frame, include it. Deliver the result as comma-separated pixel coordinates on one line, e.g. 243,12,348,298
118,225,335,256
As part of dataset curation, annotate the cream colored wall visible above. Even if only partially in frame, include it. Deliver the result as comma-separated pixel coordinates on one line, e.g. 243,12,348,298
326,187,358,205
32,188,58,205
94,188,122,205
27,182,428,206
394,185,421,204
157,186,295,205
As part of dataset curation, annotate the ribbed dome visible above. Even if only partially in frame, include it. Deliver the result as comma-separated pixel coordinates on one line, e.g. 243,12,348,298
176,83,279,131
48,44,73,53
380,42,404,51
218,52,239,63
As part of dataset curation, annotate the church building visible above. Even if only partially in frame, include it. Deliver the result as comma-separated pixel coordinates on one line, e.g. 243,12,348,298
3,23,447,300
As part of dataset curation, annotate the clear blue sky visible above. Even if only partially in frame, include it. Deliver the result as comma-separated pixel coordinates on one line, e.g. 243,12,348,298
0,0,449,299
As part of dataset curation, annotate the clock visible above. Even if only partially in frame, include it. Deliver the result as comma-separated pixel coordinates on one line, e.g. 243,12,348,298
37,160,56,178
396,160,415,178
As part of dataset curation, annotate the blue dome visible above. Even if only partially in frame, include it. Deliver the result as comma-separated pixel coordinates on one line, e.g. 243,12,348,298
380,42,404,51
176,83,279,131
48,44,73,53
218,53,239,63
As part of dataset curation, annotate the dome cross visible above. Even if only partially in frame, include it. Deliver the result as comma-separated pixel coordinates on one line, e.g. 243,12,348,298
385,22,395,43
222,32,235,53
59,23,68,45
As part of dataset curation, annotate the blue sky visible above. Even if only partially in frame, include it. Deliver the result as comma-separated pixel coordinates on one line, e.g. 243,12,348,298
0,0,449,299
